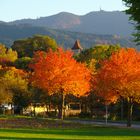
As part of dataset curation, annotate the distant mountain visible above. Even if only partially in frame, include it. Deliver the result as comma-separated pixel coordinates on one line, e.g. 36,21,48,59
10,12,81,29
9,11,134,37
0,23,135,49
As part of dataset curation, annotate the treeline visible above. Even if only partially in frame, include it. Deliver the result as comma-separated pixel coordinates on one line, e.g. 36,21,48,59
0,35,140,127
0,23,135,49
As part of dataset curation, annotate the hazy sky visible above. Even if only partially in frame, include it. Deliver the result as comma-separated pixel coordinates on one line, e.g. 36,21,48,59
0,0,126,22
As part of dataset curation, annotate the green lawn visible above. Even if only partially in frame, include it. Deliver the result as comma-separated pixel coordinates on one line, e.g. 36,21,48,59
0,126,139,140
0,116,139,140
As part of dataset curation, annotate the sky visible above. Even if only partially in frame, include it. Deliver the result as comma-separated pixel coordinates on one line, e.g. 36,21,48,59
0,0,126,22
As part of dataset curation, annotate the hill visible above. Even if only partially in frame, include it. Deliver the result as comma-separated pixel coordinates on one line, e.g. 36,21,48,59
9,11,134,37
0,23,135,49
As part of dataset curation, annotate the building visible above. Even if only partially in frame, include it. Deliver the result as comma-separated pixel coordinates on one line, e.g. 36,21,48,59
71,40,83,54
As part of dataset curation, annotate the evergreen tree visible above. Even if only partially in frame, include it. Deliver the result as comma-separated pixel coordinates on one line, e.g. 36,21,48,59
123,0,140,45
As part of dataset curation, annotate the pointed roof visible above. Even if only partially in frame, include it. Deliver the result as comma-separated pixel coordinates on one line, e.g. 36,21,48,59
72,40,83,50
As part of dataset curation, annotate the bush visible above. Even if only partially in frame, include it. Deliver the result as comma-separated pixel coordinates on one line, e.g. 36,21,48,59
46,111,57,118
79,112,92,118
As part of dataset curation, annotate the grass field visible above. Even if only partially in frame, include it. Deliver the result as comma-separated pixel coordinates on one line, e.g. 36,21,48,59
0,116,139,140
0,126,140,140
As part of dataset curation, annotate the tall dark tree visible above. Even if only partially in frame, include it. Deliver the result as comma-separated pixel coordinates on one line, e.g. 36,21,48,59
123,0,140,45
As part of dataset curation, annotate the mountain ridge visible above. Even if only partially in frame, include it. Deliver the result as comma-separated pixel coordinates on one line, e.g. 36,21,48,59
0,11,137,50
8,11,134,37
0,22,135,49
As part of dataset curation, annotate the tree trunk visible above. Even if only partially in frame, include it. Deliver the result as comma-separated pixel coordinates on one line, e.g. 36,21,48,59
60,94,65,120
20,108,23,115
11,104,14,115
58,106,61,119
121,98,124,120
3,107,5,115
127,98,133,127
105,105,108,124
33,105,36,117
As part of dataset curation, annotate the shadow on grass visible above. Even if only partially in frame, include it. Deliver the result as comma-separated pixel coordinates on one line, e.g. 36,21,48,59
0,127,140,138
0,137,67,140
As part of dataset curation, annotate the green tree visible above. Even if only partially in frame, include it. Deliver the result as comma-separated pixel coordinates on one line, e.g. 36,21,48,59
11,35,58,58
123,0,140,45
14,57,32,71
76,44,120,68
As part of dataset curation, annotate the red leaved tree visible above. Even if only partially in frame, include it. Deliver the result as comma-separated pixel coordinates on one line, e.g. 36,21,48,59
94,48,140,127
30,48,91,119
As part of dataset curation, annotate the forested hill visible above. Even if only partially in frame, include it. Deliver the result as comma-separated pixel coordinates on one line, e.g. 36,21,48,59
0,23,135,49
9,11,134,37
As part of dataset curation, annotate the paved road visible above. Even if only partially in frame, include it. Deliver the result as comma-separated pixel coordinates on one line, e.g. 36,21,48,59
69,120,140,129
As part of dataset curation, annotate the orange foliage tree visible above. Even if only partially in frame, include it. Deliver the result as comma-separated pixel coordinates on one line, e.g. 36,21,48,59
94,48,140,127
30,48,91,119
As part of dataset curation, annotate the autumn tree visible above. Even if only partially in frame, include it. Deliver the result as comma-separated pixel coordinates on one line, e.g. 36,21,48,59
0,66,31,114
76,44,120,117
30,48,91,119
0,44,17,66
94,48,140,127
0,66,14,105
11,35,58,58
0,81,12,106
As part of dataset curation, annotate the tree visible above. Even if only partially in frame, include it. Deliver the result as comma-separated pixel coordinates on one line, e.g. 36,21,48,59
11,35,58,58
30,48,91,119
123,0,140,45
0,82,12,105
0,66,31,114
94,48,140,127
76,44,120,119
76,44,120,68
14,57,32,71
0,44,17,66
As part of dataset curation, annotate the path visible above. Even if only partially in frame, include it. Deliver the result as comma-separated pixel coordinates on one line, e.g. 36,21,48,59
68,119,140,129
